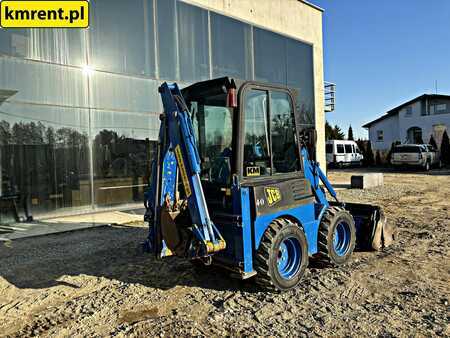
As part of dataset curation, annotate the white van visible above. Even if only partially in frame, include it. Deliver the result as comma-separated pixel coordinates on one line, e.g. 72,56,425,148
326,140,364,168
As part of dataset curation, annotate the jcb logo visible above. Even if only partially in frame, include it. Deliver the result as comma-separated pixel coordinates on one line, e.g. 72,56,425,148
264,187,282,206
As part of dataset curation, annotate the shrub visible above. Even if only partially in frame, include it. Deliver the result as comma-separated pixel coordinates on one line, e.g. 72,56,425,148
429,135,438,150
441,131,450,165
375,151,382,165
365,142,375,166
387,141,401,163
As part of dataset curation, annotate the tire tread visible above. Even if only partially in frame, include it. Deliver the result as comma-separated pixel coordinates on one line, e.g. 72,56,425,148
254,218,307,291
317,206,355,265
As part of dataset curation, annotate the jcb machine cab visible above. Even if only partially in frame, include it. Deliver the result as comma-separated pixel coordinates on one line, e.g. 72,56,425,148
144,77,388,291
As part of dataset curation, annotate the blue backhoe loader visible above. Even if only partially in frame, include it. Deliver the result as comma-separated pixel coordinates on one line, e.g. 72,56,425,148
144,77,392,290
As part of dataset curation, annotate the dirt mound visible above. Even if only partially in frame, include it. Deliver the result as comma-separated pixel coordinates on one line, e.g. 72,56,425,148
1,171,449,336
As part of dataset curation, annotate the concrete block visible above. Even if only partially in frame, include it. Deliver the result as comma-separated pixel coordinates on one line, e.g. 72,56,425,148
351,173,383,189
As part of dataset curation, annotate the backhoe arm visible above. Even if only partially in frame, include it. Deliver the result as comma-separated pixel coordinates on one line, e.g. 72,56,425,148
146,82,225,258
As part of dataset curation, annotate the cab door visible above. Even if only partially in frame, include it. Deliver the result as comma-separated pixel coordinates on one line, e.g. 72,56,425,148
238,85,301,180
235,83,313,216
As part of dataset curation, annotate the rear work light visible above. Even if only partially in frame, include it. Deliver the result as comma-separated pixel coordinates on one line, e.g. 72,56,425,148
227,87,237,108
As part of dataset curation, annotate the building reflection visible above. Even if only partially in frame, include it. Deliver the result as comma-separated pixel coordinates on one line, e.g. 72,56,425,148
0,0,315,220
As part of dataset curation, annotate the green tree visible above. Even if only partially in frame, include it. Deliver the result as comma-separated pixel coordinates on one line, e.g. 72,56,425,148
45,126,56,145
429,135,438,150
356,139,365,154
375,151,381,165
441,130,450,165
325,121,334,140
334,125,345,140
387,141,401,163
0,120,12,145
347,125,354,140
325,121,345,140
365,141,375,166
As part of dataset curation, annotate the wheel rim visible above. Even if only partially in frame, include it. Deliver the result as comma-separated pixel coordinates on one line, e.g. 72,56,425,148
333,221,351,256
277,236,302,280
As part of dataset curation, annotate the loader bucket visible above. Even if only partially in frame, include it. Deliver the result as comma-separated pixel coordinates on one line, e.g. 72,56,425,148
332,202,395,251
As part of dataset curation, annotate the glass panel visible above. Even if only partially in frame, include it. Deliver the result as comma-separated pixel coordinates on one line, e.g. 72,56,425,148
90,72,162,116
337,144,344,154
0,29,85,66
210,13,253,80
90,0,154,76
157,0,178,80
177,2,209,82
326,144,333,153
191,103,233,185
0,101,91,215
0,56,87,107
393,146,421,153
377,130,383,141
345,144,352,153
286,40,315,125
254,28,287,85
243,90,270,177
430,100,450,115
270,91,298,173
92,110,157,206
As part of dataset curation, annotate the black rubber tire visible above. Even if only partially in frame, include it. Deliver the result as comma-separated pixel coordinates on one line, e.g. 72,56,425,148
254,218,309,291
318,207,356,266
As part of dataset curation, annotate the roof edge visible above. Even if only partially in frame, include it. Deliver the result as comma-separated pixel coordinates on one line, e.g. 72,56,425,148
299,1,324,12
362,93,450,128
362,112,398,129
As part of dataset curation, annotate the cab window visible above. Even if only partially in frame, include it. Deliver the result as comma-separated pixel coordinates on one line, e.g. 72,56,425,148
270,91,298,173
243,88,299,177
243,90,271,176
191,102,234,185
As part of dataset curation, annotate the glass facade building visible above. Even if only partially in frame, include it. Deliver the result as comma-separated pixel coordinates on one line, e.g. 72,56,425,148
0,0,315,218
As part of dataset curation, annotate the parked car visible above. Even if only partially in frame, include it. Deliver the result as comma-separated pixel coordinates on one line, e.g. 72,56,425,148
391,144,441,170
326,140,364,168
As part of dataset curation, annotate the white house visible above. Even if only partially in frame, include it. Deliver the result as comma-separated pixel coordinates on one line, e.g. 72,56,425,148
363,94,450,153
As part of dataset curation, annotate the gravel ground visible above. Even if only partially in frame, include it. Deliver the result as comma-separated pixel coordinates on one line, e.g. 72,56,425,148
1,169,449,337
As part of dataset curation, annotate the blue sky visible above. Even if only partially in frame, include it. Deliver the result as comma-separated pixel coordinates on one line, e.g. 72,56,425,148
311,0,450,139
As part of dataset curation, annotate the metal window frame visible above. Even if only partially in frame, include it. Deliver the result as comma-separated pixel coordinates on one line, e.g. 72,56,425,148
237,81,303,184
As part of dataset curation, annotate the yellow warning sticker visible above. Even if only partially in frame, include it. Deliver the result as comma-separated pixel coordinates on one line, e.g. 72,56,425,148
174,145,192,197
264,187,282,206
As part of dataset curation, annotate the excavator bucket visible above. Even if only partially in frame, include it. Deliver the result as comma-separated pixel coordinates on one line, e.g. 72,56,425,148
333,202,395,251
159,206,194,257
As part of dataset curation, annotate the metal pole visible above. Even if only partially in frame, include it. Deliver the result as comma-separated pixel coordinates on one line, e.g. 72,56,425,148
84,29,95,211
